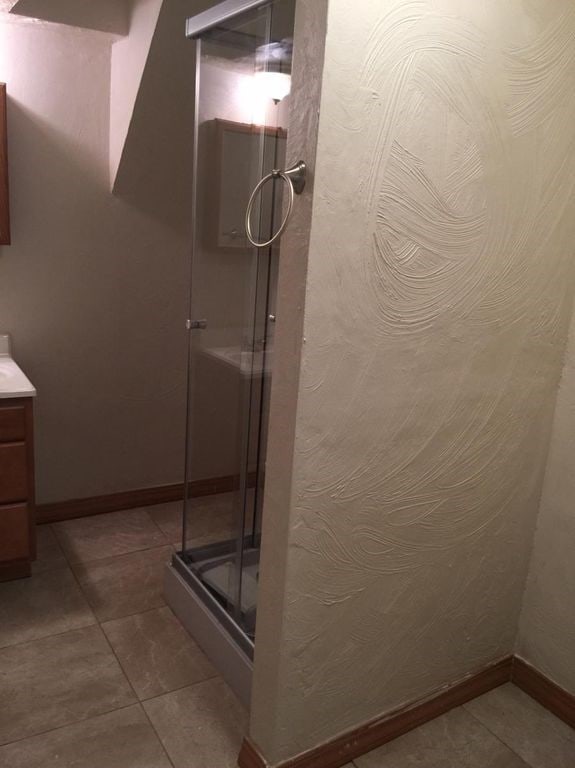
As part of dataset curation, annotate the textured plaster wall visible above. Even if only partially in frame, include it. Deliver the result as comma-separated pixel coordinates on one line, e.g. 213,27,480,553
0,16,191,503
518,304,575,695
252,0,575,762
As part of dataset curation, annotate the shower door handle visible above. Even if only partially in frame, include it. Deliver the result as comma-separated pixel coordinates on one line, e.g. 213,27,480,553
186,319,207,330
245,161,306,248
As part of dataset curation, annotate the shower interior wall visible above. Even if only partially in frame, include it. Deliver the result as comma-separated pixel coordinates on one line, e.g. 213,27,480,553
187,28,291,488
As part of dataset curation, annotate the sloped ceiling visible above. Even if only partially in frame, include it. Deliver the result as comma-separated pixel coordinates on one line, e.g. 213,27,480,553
109,0,164,188
7,0,214,195
10,0,130,35
111,0,213,193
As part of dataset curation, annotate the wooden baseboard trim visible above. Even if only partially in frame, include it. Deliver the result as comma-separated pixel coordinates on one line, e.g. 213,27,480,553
36,475,236,524
239,656,514,768
0,559,31,582
512,656,575,729
238,739,267,768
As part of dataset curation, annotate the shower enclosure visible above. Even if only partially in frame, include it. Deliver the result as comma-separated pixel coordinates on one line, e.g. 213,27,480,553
165,0,301,705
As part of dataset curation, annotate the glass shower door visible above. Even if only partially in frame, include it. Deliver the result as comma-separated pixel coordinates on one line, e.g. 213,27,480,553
180,0,295,649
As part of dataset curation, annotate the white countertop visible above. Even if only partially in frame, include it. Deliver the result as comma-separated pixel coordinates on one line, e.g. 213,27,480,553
0,335,37,399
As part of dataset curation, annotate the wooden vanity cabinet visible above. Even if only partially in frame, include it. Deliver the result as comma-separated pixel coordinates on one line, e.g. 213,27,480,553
0,398,35,580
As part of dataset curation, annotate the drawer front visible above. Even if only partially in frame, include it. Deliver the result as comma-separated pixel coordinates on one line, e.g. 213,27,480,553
0,443,28,504
0,406,26,443
0,504,30,561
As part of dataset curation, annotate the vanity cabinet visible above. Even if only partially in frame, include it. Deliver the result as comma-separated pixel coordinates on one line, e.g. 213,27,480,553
0,398,35,580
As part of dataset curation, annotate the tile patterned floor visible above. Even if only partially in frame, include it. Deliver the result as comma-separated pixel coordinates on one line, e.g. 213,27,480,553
0,501,573,767
0,500,242,767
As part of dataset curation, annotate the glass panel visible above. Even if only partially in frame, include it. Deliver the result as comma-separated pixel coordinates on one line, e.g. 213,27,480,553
182,0,295,644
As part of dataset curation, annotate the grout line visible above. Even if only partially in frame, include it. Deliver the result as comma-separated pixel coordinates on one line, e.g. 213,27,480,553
49,525,76,570
68,548,172,624
85,574,177,768
0,700,144,751
4,508,231,765
90,600,168,625
463,699,534,768
98,605,220,704
41,523,67,559
0,620,100,654
51,509,171,568
2,527,183,766
99,603,172,627
79,536,214,768
139,706,177,768
63,540,173,570
138,673,221,704
64,547,170,626
145,506,177,542
137,678,228,768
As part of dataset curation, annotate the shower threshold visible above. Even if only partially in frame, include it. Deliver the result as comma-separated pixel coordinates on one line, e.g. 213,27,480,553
164,541,259,707
195,553,259,621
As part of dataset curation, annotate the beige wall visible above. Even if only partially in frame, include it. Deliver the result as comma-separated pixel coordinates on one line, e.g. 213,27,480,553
0,15,192,503
518,304,575,695
0,0,293,505
252,0,575,763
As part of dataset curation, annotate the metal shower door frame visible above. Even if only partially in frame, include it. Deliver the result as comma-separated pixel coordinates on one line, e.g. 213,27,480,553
186,0,274,38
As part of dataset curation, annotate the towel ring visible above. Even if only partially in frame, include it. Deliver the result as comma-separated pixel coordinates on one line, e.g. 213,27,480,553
245,161,306,248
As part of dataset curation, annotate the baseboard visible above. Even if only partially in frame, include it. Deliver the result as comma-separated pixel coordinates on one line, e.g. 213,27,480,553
0,559,31,582
239,656,514,768
36,475,236,524
512,656,575,729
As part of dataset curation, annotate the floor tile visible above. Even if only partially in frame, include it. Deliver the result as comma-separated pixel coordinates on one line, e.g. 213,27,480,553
143,677,248,768
102,605,216,700
465,683,575,768
33,525,67,573
73,545,171,621
0,705,172,767
149,494,234,548
146,501,182,545
0,625,136,745
53,509,167,563
353,706,529,768
0,566,96,649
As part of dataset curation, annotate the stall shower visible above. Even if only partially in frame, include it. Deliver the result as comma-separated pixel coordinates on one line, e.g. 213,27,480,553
165,0,300,702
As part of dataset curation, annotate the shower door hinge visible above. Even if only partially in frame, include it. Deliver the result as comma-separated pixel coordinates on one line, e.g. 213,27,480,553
186,319,207,330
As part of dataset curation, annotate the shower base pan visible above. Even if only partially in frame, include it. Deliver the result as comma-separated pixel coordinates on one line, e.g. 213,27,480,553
164,548,256,708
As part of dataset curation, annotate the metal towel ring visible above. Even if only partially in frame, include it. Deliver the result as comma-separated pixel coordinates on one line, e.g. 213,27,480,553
245,161,306,248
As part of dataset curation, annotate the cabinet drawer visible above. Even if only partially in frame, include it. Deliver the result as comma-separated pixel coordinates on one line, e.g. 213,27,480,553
0,406,26,443
0,504,30,561
0,443,28,503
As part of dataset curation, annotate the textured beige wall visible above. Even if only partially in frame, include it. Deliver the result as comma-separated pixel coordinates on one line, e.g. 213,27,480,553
252,0,575,763
251,0,329,758
0,16,191,503
518,304,575,695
